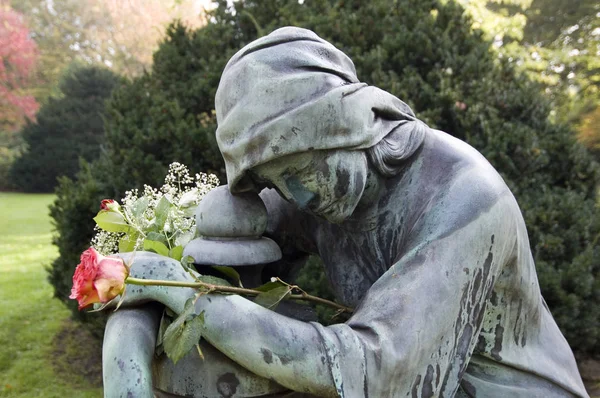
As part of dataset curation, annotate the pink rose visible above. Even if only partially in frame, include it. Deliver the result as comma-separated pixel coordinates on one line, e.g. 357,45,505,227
100,199,121,212
69,247,128,310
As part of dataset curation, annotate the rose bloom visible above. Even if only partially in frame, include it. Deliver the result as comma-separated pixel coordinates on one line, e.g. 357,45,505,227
70,247,128,309
100,199,121,212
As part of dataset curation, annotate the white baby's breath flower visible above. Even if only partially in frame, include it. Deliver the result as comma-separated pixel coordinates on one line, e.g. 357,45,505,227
91,162,219,256
178,188,199,208
91,227,120,255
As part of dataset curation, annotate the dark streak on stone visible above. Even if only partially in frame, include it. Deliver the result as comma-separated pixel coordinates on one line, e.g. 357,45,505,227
440,363,452,397
363,366,370,398
422,365,435,398
472,268,482,303
458,323,473,356
456,286,469,337
335,168,350,198
513,300,523,346
491,323,504,361
490,291,498,306
461,379,477,397
411,374,421,398
472,303,480,323
278,353,292,365
483,252,493,278
475,335,486,354
261,348,273,364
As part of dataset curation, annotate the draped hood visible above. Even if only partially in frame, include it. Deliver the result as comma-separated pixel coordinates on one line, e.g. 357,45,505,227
215,26,424,192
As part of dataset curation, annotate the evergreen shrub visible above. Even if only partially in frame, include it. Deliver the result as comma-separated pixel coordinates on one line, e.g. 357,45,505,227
10,66,122,192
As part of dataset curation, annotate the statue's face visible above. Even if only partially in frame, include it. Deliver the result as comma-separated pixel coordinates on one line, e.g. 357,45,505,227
251,150,368,223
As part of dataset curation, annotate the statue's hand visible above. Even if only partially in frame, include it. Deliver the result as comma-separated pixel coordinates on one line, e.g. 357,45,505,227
110,251,197,314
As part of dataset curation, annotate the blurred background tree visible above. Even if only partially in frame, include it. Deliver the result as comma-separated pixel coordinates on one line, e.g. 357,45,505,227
1,0,209,192
47,0,600,359
457,0,600,158
9,66,122,193
0,3,40,190
9,0,207,98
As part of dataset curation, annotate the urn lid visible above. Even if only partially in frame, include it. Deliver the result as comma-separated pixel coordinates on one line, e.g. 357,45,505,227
182,185,282,266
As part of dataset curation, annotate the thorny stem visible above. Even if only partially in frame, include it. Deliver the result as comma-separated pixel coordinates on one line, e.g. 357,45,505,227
125,276,354,314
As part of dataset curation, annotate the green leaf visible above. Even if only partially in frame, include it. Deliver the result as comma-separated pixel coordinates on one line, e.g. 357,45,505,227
183,204,198,218
155,310,173,356
146,231,167,244
131,196,149,218
163,298,205,364
197,275,231,287
118,234,138,252
212,266,242,287
143,239,169,256
174,230,194,247
181,255,195,271
155,196,172,229
169,245,184,261
93,211,132,233
254,280,287,292
254,286,291,310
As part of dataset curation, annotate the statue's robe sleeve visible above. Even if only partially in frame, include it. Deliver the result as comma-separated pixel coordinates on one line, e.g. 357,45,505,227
309,169,519,397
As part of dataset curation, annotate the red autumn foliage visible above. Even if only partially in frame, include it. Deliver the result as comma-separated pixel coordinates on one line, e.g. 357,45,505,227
0,4,40,130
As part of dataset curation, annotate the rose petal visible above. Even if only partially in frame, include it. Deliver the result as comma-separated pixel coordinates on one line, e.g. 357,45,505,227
77,289,101,309
94,278,123,303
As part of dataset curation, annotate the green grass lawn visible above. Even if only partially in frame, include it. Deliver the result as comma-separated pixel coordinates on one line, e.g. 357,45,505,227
0,193,102,398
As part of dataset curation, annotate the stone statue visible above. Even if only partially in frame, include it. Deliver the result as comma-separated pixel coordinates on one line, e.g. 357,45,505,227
102,27,589,397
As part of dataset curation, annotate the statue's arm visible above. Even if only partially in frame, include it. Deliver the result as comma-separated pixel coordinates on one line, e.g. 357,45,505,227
101,253,199,398
193,176,518,397
103,304,162,398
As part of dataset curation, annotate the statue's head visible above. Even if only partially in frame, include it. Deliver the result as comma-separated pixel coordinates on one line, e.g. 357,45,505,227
215,27,425,222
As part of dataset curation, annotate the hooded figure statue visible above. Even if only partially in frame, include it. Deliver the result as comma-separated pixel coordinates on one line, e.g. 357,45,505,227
102,27,589,398
213,27,588,397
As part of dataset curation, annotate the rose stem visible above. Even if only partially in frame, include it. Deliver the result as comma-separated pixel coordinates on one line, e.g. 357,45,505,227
125,276,353,314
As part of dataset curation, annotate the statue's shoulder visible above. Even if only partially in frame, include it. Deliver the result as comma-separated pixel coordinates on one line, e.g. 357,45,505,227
403,129,520,240
424,129,511,199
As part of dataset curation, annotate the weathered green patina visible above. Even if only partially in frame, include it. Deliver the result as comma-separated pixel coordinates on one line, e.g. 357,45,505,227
102,27,588,398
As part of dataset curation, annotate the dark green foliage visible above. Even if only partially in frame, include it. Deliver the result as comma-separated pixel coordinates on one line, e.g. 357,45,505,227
10,67,122,192
294,256,345,325
49,0,599,354
49,160,114,333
